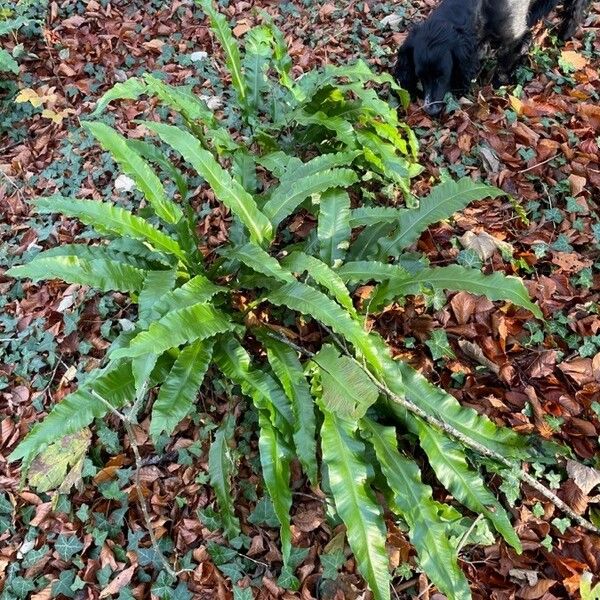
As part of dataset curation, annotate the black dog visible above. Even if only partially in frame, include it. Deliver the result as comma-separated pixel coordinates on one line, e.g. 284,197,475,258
394,0,592,116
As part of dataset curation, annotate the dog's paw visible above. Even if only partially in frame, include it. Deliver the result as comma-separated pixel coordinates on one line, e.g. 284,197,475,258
558,22,578,41
492,71,512,87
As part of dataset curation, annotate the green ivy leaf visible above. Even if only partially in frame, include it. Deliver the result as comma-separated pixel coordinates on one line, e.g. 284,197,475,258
248,497,280,528
277,566,300,591
321,549,345,579
425,329,455,361
54,534,84,561
8,576,36,599
233,585,254,600
151,571,175,599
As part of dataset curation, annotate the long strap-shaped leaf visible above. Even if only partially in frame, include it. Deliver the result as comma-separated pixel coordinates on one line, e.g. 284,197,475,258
268,281,386,377
320,411,390,600
153,275,225,318
197,0,246,103
265,22,301,100
150,338,214,440
83,122,183,225
242,26,272,113
411,414,522,552
10,361,136,463
281,251,356,316
126,139,189,201
375,179,505,259
112,302,233,359
338,260,411,285
8,254,148,293
208,415,241,540
318,188,351,267
91,75,215,125
32,197,187,263
293,110,356,147
229,242,295,283
213,335,294,435
387,359,529,459
371,264,542,318
314,344,379,419
258,412,293,567
350,206,409,227
263,168,358,228
138,269,177,324
142,74,216,124
91,77,147,116
361,418,471,600
260,333,318,486
145,122,273,245
37,243,167,271
281,150,360,183
346,222,396,262
271,279,529,456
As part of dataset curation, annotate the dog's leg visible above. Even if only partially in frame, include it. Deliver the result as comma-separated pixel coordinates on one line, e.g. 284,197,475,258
494,4,531,85
558,0,591,39
494,34,532,84
527,0,561,25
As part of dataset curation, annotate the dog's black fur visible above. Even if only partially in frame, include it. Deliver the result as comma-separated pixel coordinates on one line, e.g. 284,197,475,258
394,0,591,116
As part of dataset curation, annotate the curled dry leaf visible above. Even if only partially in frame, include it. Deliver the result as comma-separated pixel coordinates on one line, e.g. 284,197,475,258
460,230,513,261
517,579,557,600
509,569,539,587
99,564,136,598
458,339,499,374
566,460,600,495
558,358,595,386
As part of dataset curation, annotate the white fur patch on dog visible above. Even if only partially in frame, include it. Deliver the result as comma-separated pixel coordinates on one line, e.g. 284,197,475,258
505,0,531,38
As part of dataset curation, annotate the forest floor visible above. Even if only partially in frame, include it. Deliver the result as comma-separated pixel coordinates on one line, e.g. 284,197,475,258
1,1,600,599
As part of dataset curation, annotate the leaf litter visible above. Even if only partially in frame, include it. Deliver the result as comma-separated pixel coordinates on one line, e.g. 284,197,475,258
0,0,600,598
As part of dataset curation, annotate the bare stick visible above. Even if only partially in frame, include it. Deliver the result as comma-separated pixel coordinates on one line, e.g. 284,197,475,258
266,329,600,535
456,514,484,555
92,390,180,577
518,155,556,174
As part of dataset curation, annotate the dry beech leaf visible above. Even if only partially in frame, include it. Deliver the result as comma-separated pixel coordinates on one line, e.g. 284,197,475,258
566,460,600,495
460,230,512,261
558,358,594,386
31,587,53,600
99,564,136,598
568,173,587,196
458,340,499,374
517,579,557,600
560,50,588,70
510,569,539,587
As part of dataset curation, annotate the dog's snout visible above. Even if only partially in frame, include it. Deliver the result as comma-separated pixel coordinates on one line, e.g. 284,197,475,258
424,100,443,116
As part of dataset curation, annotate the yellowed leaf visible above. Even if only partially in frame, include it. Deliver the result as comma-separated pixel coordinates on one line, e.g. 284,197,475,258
29,429,91,492
509,95,523,115
41,108,75,124
560,50,588,71
15,88,44,107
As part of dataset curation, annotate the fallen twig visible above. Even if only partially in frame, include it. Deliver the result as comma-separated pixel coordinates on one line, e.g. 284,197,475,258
266,328,600,535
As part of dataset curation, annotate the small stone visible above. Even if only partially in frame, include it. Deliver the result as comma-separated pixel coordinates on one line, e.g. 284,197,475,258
190,51,208,62
114,174,135,193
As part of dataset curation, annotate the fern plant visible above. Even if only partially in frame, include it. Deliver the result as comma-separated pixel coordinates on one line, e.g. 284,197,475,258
8,3,550,599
